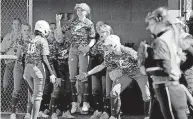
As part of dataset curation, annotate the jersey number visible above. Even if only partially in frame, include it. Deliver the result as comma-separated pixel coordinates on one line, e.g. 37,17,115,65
27,44,36,54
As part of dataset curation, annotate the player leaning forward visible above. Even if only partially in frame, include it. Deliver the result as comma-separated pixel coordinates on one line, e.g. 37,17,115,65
76,35,151,119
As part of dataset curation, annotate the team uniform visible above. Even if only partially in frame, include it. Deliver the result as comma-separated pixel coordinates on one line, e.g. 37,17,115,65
1,32,21,89
66,18,95,113
49,40,73,118
11,36,28,114
90,34,107,113
103,45,150,118
38,39,55,116
180,32,193,95
146,28,191,119
23,35,49,119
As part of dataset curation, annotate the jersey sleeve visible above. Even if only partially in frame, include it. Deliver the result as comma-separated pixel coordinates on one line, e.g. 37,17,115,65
41,38,50,56
88,20,96,39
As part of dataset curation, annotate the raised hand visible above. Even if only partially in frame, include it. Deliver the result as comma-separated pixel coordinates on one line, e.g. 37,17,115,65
56,14,63,22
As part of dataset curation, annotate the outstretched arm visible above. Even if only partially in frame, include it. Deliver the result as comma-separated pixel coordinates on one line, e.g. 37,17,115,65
87,63,105,76
76,63,106,81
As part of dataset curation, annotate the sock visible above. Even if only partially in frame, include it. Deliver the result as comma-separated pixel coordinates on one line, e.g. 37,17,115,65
104,98,111,115
11,97,18,113
93,93,102,111
31,100,42,119
83,81,89,102
71,82,77,102
144,100,151,116
49,97,56,114
110,96,121,117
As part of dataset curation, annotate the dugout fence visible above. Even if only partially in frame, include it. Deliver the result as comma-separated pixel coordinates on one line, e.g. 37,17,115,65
1,0,32,113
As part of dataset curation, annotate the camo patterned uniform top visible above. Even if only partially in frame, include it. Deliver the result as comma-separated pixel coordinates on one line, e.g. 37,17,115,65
66,18,95,47
25,36,49,66
90,36,105,57
48,40,56,64
52,40,70,65
14,37,29,64
104,46,139,77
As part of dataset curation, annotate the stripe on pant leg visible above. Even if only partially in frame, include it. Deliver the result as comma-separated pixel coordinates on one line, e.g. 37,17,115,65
165,86,175,119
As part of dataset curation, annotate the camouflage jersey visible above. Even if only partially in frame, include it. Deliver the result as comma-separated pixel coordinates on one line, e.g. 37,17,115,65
25,35,49,66
14,37,29,64
48,41,56,64
90,35,105,57
104,45,139,77
64,18,95,47
52,41,70,65
0,32,22,64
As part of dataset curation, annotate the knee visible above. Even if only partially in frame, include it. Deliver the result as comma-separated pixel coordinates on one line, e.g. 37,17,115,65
142,90,151,102
69,77,76,82
51,91,59,98
111,83,122,97
110,91,116,98
143,98,151,102
69,67,78,78
12,90,20,98
34,92,43,101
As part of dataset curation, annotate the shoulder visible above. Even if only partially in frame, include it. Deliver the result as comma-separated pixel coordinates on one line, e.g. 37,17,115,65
3,33,12,40
84,18,93,26
34,36,48,46
121,45,137,53
41,37,48,44
152,39,167,49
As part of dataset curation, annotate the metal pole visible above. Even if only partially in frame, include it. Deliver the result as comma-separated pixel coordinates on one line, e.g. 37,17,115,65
29,0,33,31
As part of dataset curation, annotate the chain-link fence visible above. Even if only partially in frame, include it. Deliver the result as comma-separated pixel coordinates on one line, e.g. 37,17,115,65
1,0,28,37
0,56,28,113
1,0,29,113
